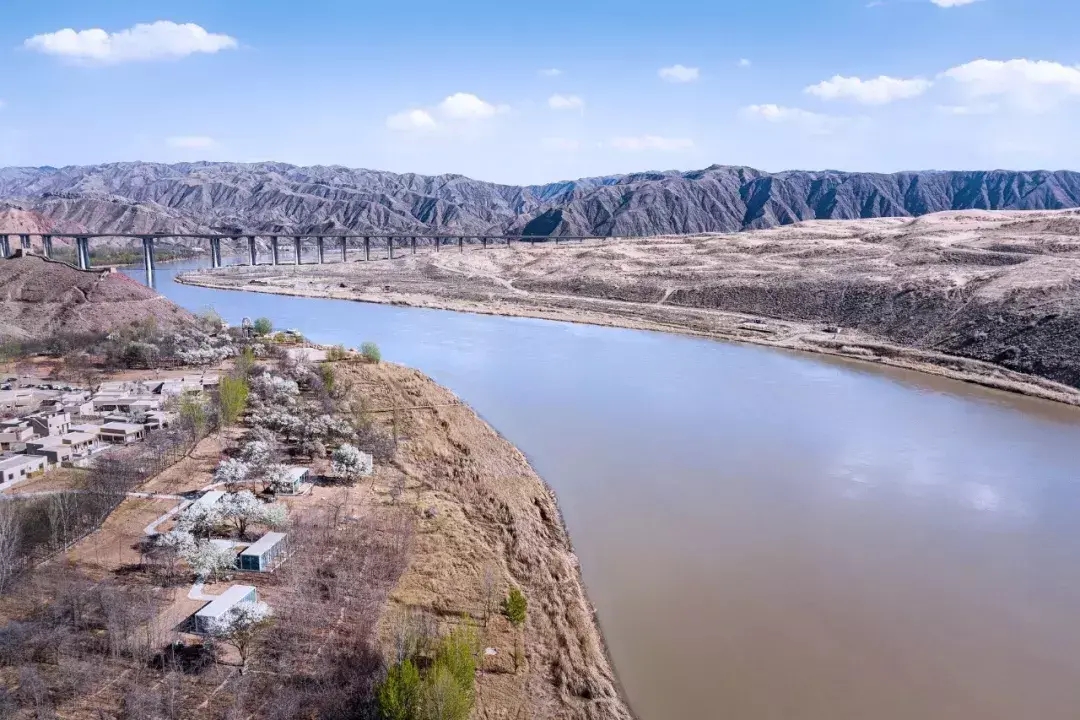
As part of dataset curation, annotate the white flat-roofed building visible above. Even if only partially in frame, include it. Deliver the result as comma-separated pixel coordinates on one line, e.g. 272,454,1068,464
98,422,146,445
0,421,36,451
279,466,310,495
192,489,226,510
26,431,98,464
239,532,288,572
194,585,258,633
28,411,71,437
0,454,48,488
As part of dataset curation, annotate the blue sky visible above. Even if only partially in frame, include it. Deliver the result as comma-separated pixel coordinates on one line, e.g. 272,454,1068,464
1,0,1079,183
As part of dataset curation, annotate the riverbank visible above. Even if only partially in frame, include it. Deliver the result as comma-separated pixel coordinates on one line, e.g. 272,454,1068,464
177,215,1080,406
338,359,634,718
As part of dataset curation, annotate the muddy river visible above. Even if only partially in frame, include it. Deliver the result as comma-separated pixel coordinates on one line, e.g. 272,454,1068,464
132,260,1080,720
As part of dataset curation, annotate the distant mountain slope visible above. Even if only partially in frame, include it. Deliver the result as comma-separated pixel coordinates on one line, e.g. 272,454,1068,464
3,162,1080,237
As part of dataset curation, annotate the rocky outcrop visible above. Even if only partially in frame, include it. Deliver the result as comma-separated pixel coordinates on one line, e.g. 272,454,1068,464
4,163,1080,238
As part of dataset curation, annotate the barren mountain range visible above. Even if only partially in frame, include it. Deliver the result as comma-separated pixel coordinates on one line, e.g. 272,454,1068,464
3,162,1080,238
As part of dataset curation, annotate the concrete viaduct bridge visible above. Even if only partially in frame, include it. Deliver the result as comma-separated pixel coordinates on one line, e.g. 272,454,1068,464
0,231,611,287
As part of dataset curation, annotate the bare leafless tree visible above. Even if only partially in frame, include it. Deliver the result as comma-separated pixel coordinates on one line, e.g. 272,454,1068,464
0,504,21,594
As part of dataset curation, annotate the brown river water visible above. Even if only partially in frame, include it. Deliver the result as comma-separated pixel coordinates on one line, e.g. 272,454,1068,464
146,261,1080,719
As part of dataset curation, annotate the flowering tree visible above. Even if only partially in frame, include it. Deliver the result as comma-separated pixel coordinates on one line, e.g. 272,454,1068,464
214,458,251,486
219,491,264,539
185,540,237,579
264,464,294,495
206,600,271,667
332,443,373,482
240,440,275,471
259,504,288,530
250,373,299,406
157,528,197,555
176,502,223,539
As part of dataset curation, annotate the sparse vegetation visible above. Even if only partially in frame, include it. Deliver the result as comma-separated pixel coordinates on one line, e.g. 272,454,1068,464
376,624,477,720
327,344,349,361
253,317,273,336
361,341,382,363
503,587,527,627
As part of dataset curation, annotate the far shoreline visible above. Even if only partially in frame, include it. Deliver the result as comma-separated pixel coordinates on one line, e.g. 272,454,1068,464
175,267,1080,409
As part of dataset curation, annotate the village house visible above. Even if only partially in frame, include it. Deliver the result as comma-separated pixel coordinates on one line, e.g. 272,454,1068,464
0,454,48,488
278,466,311,495
239,532,288,572
25,431,99,465
98,422,146,445
194,585,258,634
0,420,36,451
28,411,71,437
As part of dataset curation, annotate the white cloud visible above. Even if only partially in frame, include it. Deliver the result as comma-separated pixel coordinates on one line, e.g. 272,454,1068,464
931,0,982,6
805,75,932,105
542,137,580,151
548,94,584,111
939,59,1080,111
658,65,700,83
437,92,507,120
742,104,844,135
386,109,438,132
738,59,752,68
610,135,694,151
166,135,215,149
24,21,237,64
538,68,562,77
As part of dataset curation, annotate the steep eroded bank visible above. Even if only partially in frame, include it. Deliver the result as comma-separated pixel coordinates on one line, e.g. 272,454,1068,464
339,360,634,719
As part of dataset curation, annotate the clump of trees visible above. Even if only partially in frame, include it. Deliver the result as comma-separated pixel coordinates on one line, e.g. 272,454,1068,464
253,317,273,336
332,443,373,482
174,490,286,542
377,624,478,720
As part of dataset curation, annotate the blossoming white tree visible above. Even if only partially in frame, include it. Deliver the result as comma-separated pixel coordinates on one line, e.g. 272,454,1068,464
214,458,251,486
185,540,237,579
176,502,223,539
331,443,373,482
206,600,271,668
219,490,265,539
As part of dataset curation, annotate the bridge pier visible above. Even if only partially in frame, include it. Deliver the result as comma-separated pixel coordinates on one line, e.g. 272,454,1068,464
294,236,302,265
142,237,157,288
19,234,30,250
271,236,280,265
76,237,90,269
317,236,325,264
0,235,9,258
248,236,258,265
458,236,463,253
340,236,347,262
364,236,370,261
42,235,53,258
411,236,416,254
435,236,440,253
389,237,394,260
482,236,488,250
210,238,222,268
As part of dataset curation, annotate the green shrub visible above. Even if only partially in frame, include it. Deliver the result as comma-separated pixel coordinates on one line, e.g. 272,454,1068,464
503,588,527,627
377,659,421,720
253,317,273,336
326,344,348,361
361,341,382,363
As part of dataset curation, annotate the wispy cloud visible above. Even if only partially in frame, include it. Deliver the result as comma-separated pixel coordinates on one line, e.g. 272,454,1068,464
658,65,700,83
387,93,509,133
931,0,982,6
940,58,1080,112
24,21,237,64
610,135,694,151
166,135,216,149
742,104,844,135
385,109,438,132
805,75,932,105
538,68,562,77
737,59,752,68
548,94,585,111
